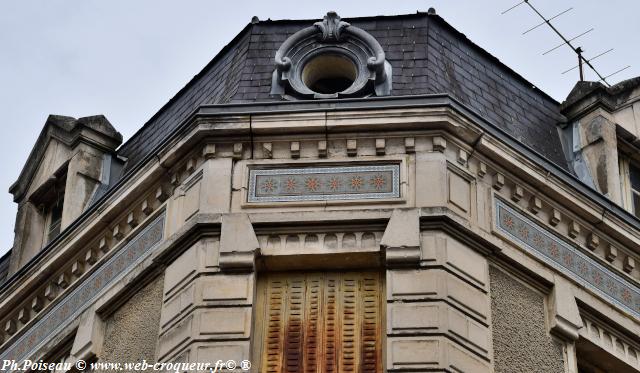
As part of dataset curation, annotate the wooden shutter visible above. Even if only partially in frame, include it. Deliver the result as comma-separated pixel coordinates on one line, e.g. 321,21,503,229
256,271,383,373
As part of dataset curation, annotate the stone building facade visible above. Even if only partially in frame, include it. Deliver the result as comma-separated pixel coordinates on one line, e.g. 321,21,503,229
1,9,639,373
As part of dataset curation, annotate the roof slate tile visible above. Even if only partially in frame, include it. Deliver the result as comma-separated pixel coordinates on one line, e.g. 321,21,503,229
117,13,569,173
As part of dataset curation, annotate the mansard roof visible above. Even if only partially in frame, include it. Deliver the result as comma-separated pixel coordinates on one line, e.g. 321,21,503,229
118,11,569,173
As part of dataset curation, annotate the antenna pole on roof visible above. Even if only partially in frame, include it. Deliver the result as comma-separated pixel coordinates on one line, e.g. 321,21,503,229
577,47,584,81
561,48,613,75
502,0,630,87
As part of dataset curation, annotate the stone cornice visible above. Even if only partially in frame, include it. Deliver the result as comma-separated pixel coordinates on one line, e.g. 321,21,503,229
3,94,640,338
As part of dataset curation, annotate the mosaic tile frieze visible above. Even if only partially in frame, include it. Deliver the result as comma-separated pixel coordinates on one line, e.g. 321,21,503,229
495,199,640,318
0,214,165,362
247,164,400,203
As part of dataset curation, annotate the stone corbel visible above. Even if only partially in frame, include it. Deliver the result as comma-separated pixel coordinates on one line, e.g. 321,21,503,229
381,208,421,266
68,307,106,365
547,275,584,341
219,213,260,271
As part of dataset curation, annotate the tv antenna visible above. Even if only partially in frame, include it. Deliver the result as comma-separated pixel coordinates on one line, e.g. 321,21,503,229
502,0,630,87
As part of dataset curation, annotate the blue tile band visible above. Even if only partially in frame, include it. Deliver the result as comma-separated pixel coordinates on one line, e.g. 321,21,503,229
0,213,165,362
496,199,640,318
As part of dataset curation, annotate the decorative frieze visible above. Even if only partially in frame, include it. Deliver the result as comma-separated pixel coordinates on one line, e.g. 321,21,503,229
186,158,196,172
605,245,618,262
262,142,273,159
112,224,124,241
404,137,415,153
44,284,56,301
550,208,561,226
233,143,243,159
258,230,382,254
587,233,600,251
4,320,16,335
290,141,300,159
57,273,70,289
493,172,505,190
511,185,524,202
71,260,84,277
127,212,138,228
568,221,580,239
0,180,167,353
433,136,446,152
457,149,468,165
496,199,640,318
170,173,180,187
528,196,542,214
17,308,29,324
580,314,640,370
0,214,165,363
624,256,636,273
202,143,216,159
376,138,386,155
317,140,327,158
477,162,487,178
155,185,170,202
98,237,109,253
85,248,98,265
247,164,400,203
31,297,44,313
141,199,153,216
347,139,357,156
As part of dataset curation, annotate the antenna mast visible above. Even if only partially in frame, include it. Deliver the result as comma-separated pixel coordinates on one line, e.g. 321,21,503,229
503,0,630,86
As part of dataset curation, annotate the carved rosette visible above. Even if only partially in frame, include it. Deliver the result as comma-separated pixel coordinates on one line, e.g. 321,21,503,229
271,11,392,99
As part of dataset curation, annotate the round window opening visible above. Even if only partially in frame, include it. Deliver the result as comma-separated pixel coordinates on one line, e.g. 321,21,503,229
301,54,357,94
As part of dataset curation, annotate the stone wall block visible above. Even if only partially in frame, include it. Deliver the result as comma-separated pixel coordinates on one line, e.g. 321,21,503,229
387,302,491,357
420,232,489,290
387,269,489,323
386,336,490,372
415,153,447,207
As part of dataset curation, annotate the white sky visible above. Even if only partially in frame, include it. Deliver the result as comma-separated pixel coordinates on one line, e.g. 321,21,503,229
0,0,638,257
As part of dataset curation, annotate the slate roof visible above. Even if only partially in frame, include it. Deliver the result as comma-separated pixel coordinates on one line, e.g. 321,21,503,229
118,12,569,172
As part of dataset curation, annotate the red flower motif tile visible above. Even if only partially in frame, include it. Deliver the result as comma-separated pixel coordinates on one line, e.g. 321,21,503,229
305,177,320,191
350,176,364,190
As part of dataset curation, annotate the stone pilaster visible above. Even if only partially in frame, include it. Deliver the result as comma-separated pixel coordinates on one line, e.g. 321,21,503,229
386,230,492,372
156,213,259,368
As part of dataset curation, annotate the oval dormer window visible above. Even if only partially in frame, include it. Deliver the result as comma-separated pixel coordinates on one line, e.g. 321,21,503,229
271,11,392,100
301,54,357,94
